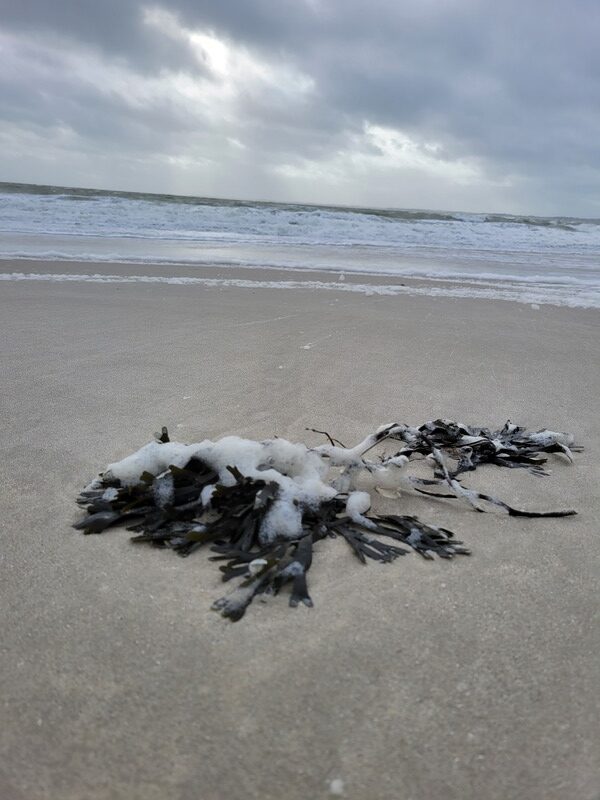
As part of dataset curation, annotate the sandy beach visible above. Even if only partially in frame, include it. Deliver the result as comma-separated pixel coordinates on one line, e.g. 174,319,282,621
1,259,599,800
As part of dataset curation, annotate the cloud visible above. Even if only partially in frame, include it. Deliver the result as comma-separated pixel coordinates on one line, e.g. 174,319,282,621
0,0,599,213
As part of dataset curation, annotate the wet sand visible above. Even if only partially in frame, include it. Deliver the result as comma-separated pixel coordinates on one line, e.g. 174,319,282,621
1,260,599,800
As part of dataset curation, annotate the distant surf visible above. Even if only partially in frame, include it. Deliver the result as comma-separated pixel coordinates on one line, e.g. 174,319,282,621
1,182,599,308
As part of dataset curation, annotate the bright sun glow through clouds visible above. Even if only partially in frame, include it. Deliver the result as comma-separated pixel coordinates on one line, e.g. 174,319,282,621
143,7,315,117
2,0,597,212
143,8,481,194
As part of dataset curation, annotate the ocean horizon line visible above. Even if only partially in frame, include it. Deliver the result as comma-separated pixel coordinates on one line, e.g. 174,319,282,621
1,180,597,225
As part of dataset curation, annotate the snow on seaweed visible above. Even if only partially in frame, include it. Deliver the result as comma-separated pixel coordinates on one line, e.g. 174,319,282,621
73,419,579,620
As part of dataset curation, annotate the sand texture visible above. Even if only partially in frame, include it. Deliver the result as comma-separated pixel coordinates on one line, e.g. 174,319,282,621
1,261,599,800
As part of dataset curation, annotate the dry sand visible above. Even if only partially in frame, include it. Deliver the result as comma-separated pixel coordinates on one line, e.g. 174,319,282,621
1,260,599,800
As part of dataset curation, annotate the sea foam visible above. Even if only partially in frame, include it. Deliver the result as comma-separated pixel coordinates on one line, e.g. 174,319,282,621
1,182,599,308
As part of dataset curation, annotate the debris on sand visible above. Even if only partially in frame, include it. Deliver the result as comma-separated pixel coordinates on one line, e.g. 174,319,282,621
74,419,579,620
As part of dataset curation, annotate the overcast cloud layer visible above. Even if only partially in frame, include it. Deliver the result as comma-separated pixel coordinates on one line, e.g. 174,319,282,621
1,0,599,214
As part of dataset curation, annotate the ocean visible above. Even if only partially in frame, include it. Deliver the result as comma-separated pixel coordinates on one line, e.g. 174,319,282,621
1,181,599,308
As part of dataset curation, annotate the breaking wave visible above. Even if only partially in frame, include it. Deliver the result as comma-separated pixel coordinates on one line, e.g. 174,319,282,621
1,182,599,308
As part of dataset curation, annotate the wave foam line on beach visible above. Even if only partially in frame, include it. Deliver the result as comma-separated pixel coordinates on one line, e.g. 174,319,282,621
1,271,598,308
2,249,599,286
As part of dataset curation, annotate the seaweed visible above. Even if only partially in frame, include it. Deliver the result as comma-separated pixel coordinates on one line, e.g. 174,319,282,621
73,419,579,620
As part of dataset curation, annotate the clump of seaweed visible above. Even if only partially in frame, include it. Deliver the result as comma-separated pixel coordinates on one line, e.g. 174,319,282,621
74,420,579,621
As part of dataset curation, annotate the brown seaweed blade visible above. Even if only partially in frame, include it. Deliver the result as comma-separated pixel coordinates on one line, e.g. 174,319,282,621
415,440,577,518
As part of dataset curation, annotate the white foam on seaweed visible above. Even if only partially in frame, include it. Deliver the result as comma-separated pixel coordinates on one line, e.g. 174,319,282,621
101,428,410,544
97,421,577,547
345,491,376,529
200,484,216,507
104,435,343,545
74,419,578,619
103,441,198,485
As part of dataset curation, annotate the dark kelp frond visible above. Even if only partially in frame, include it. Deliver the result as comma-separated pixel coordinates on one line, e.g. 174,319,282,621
73,419,578,620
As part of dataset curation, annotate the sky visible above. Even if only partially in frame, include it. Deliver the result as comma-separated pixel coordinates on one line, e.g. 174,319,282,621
0,0,599,215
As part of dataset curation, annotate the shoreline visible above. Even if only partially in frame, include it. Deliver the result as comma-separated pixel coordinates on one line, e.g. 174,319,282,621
1,257,598,309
